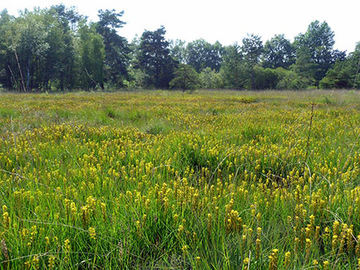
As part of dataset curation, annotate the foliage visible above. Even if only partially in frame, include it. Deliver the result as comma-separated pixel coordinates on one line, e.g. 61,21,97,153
242,34,264,66
0,6,128,92
220,44,246,89
320,43,360,89
186,39,224,72
293,21,345,87
7,10,50,91
319,61,354,89
169,39,187,64
252,67,279,89
169,63,200,91
199,67,224,89
275,68,312,90
78,22,105,90
124,68,149,89
96,9,130,87
44,5,79,91
241,34,264,89
263,34,295,69
136,26,177,88
0,9,13,89
0,6,359,91
275,67,313,90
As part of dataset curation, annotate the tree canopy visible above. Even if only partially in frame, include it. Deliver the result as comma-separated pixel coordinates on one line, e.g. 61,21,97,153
0,6,358,91
136,26,177,89
263,34,295,69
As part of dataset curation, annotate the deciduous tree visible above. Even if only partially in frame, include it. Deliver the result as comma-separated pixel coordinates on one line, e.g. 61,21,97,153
293,21,343,87
263,34,295,69
169,64,199,91
78,21,105,90
186,39,223,72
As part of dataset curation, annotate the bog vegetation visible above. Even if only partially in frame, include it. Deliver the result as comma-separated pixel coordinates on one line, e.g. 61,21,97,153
0,5,359,92
1,90,360,269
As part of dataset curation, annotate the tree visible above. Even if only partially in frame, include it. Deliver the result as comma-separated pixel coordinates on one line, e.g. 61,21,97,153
275,68,312,90
320,42,360,89
169,64,199,91
0,7,80,91
241,34,264,89
41,5,78,91
137,26,177,88
169,39,187,64
353,42,360,88
52,4,83,31
293,21,342,87
78,21,105,90
0,9,13,89
263,34,295,69
252,67,279,89
319,61,353,89
96,9,130,87
199,67,224,89
8,9,50,91
221,44,246,89
292,45,316,87
186,39,223,72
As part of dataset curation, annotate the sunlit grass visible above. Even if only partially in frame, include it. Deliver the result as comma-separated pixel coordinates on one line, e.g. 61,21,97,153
1,89,360,269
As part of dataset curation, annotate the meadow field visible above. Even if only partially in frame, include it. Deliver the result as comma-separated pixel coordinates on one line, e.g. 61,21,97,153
1,90,360,269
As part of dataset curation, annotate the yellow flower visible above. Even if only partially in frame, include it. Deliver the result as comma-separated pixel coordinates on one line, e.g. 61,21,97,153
64,239,71,253
284,251,291,267
181,245,189,254
48,255,56,269
89,227,96,240
323,260,330,270
178,224,184,234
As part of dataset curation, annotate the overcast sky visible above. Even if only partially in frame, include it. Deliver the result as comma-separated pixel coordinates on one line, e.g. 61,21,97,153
3,0,360,52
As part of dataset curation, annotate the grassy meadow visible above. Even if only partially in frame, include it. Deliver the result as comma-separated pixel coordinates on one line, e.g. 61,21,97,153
1,90,360,269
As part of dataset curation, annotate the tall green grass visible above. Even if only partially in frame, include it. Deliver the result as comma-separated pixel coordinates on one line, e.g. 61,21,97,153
0,90,360,269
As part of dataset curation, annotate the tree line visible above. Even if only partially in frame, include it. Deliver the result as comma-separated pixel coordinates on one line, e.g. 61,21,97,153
0,5,359,92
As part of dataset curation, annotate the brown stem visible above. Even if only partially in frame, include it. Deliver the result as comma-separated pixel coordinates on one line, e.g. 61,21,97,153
13,50,26,92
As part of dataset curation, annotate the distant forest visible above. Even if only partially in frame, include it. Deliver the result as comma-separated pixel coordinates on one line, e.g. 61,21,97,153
0,5,359,92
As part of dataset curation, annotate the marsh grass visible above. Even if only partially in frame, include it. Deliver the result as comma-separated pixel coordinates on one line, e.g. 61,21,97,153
1,90,360,269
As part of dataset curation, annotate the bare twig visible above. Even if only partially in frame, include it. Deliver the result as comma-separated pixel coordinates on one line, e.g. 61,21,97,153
13,50,26,92
84,68,97,88
8,65,18,90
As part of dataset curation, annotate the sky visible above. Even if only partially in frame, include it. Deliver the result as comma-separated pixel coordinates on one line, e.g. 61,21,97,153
3,0,360,53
